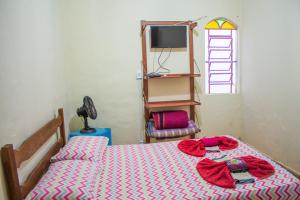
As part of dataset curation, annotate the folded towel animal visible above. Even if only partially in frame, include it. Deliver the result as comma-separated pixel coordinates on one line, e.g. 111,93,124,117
177,136,238,157
152,110,189,130
196,156,275,188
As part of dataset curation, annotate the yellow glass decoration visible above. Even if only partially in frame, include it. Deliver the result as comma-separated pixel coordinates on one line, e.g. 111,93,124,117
205,18,237,30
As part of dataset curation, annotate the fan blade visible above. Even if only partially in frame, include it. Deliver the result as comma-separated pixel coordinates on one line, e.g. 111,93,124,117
83,96,97,120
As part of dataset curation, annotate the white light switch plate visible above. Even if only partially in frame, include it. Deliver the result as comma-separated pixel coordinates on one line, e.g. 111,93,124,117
136,68,142,80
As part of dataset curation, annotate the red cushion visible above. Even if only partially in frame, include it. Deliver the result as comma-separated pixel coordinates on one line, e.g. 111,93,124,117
201,137,220,147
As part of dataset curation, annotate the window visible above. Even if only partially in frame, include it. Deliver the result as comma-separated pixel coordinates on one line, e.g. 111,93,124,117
205,18,237,94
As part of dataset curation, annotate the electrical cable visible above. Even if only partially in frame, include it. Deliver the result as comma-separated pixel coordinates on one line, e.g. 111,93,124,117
157,48,164,70
155,48,172,73
161,48,172,66
173,16,207,26
194,59,201,74
152,50,156,73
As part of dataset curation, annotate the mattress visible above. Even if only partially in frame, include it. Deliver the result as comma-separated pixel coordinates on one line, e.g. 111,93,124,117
97,136,300,199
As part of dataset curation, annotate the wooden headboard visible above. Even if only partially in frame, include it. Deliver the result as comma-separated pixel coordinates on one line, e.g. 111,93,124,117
1,108,66,200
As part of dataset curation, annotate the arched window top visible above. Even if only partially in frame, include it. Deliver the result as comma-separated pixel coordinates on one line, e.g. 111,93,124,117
205,17,237,30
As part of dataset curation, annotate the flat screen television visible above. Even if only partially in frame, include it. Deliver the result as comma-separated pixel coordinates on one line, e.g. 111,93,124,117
150,26,187,48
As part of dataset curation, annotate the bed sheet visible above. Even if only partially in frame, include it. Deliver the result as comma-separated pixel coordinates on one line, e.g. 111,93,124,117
96,136,300,199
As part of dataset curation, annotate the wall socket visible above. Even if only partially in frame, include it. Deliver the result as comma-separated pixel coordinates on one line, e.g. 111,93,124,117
136,68,142,80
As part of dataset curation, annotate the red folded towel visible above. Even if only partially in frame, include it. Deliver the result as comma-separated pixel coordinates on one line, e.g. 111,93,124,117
197,158,234,188
178,136,238,157
240,156,275,179
177,140,206,157
196,156,275,188
219,136,239,150
152,110,189,130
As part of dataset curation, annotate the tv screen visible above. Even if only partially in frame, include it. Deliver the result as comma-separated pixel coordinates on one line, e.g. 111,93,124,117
150,26,187,48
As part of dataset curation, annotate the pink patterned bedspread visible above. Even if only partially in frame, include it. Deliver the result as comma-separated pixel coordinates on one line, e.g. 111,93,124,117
97,136,300,199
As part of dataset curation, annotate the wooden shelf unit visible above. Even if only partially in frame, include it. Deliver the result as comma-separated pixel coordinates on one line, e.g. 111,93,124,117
145,100,201,109
141,20,200,143
144,73,200,79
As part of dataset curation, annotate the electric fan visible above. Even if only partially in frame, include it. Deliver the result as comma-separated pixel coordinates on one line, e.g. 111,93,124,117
77,96,97,133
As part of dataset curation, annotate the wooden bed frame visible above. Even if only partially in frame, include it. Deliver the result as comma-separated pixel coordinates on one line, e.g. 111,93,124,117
1,108,66,200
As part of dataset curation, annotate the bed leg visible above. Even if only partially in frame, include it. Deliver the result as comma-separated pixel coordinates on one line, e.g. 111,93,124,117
1,144,22,200
146,136,150,143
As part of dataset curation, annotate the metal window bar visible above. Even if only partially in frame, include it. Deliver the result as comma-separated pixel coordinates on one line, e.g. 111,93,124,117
208,62,232,72
209,49,232,60
208,38,232,49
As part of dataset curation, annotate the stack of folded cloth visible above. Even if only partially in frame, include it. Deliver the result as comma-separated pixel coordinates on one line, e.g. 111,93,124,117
147,110,200,138
152,110,189,129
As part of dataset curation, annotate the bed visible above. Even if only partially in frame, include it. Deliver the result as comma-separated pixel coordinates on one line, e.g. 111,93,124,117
98,139,300,199
2,108,300,199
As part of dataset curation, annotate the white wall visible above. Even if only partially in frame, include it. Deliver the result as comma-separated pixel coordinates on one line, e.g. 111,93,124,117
0,0,67,199
0,0,243,198
2,0,299,199
241,0,300,172
61,0,243,145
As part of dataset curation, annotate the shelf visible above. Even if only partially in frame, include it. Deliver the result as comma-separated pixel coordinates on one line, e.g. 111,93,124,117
144,73,200,79
145,100,201,108
141,20,200,143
